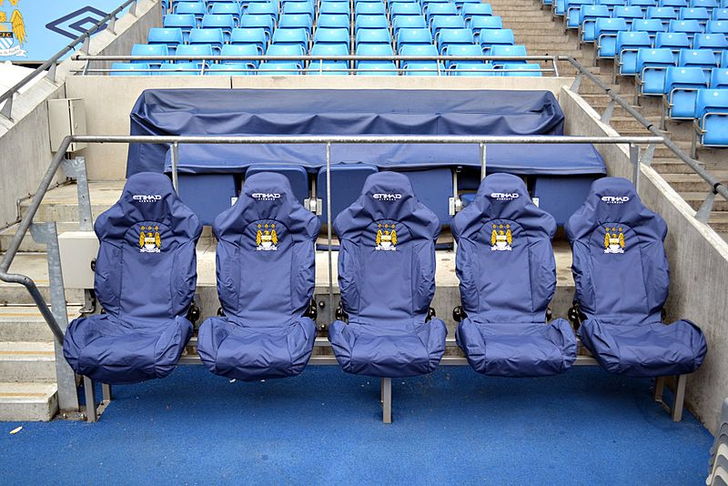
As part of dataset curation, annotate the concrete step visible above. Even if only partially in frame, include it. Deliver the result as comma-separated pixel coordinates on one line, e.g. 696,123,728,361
0,382,57,421
0,306,79,342
0,222,83,253
18,181,124,223
0,253,84,305
651,158,706,175
707,212,728,233
661,172,728,193
0,342,56,383
682,192,728,212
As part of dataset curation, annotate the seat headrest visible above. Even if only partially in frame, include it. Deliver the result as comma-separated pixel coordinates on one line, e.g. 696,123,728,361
453,173,555,238
215,171,320,240
359,171,417,220
566,177,666,241
121,171,178,221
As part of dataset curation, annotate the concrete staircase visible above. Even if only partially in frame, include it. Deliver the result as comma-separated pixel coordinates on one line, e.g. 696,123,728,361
490,0,728,239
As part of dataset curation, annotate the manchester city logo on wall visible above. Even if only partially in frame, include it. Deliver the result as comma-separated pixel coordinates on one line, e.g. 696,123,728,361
0,0,26,58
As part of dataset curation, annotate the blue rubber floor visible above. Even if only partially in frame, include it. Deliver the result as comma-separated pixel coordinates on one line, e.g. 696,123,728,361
0,366,712,485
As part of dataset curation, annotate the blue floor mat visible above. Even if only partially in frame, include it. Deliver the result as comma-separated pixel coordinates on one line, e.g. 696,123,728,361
0,366,712,485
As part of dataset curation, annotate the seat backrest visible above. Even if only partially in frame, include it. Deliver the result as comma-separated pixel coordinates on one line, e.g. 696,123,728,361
334,172,440,326
93,172,202,326
452,173,556,323
565,177,670,324
667,65,710,87
214,172,320,323
656,31,691,47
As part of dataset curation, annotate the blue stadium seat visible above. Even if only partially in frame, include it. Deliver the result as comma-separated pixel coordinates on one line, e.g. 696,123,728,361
205,63,255,75
636,47,677,93
320,2,350,16
245,165,309,207
311,42,349,57
453,174,577,377
616,31,654,76
566,0,595,30
695,88,728,145
712,7,728,19
711,67,728,87
131,43,168,68
692,33,728,60
393,15,427,35
110,62,153,75
357,28,393,47
532,175,599,226
210,3,242,23
201,14,236,40
400,43,439,56
691,0,719,8
632,18,668,38
174,44,215,68
265,43,306,68
595,18,629,58
355,43,395,65
283,1,315,19
328,172,447,378
278,13,313,32
706,19,728,32
470,16,504,43
197,173,320,381
679,7,712,25
431,15,468,37
723,49,728,66
158,62,202,74
655,31,692,56
462,3,494,23
230,28,268,53
438,28,476,54
259,61,304,75
272,27,309,49
63,173,201,384
318,14,350,29
678,48,719,77
355,15,390,32
480,28,515,54
240,13,276,36
449,62,497,75
646,7,678,28
188,28,225,52
306,60,350,75
629,0,659,13
208,0,241,11
660,0,689,7
499,62,543,76
391,3,421,16
148,27,184,54
176,2,208,23
490,44,528,65
220,44,259,68
581,5,611,42
565,177,707,377
403,61,444,75
445,44,485,68
356,60,399,74
664,66,709,117
163,13,197,41
316,164,378,220
614,5,646,25
425,2,459,24
668,20,704,41
597,0,624,9
399,168,454,223
246,2,279,21
396,28,433,46
356,2,386,15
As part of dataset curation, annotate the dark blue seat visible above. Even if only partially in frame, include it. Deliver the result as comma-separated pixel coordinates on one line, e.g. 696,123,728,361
453,174,577,377
63,172,202,384
316,163,377,222
197,173,321,381
565,177,707,376
329,172,447,377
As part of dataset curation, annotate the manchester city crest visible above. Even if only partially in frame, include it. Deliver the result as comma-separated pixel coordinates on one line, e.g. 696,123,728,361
0,0,26,58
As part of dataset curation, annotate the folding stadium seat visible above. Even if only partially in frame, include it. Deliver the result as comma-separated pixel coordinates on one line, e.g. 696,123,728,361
679,7,712,25
664,66,709,117
446,44,486,69
391,2,422,17
707,19,728,32
614,6,646,26
164,13,197,41
202,14,236,40
723,50,728,66
131,44,168,68
355,15,390,33
691,0,720,8
499,63,543,76
110,62,152,75
197,173,320,381
258,61,304,74
396,28,432,48
188,28,225,52
246,2,279,21
632,18,668,39
452,174,577,377
311,42,349,58
240,13,276,37
431,16,468,37
580,5,611,43
175,44,215,69
266,43,306,59
455,0,484,8
328,172,447,378
678,48,719,78
480,28,515,54
450,62,497,75
554,0,569,17
646,6,678,28
462,3,494,24
64,172,202,384
207,0,240,11
630,0,660,13
158,62,202,74
356,61,399,74
306,60,350,74
711,67,728,87
490,44,529,66
425,2,459,24
280,13,315,33
355,44,395,68
230,28,267,53
356,2,386,15
272,28,309,50
694,88,728,145
176,2,208,24
712,7,728,18
635,48,677,94
566,0,596,30
655,31,691,56
393,15,428,35
220,44,259,68
403,61,444,75
320,2,351,16
210,3,242,24
316,164,378,220
565,177,706,377
595,18,629,58
357,28,393,47
317,14,350,29
616,31,654,75
313,28,350,50
660,0,689,7
283,1,315,20
693,33,728,60
438,29,476,54
470,16,504,43
148,28,184,54
668,20,704,42
597,0,624,10
205,63,255,75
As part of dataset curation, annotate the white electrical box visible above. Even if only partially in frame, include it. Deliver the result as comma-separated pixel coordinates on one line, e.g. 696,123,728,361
58,231,99,289
48,98,87,153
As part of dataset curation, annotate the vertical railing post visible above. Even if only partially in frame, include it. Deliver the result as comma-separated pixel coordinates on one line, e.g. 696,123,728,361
326,142,334,321
171,142,179,192
630,143,640,192
61,157,93,231
479,143,487,180
381,378,392,424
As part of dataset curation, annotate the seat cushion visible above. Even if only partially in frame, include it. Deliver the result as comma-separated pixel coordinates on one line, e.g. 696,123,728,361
63,314,193,384
579,318,707,376
197,316,316,381
456,318,577,377
328,319,447,378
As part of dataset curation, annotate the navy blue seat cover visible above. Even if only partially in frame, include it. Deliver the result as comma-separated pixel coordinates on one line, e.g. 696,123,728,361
453,174,577,377
565,177,707,376
64,172,202,384
197,172,321,381
328,172,447,377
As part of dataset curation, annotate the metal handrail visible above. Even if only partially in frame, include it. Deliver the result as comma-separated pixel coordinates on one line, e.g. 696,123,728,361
0,133,663,345
0,0,143,121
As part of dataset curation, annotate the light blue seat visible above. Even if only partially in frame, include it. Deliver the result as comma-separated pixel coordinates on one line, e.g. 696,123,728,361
646,7,678,27
311,42,349,57
318,14,350,29
357,28,393,46
706,19,728,32
355,15,389,33
450,61,497,75
205,63,255,75
393,15,427,35
148,28,184,54
498,63,543,76
581,5,611,42
239,14,275,37
712,7,728,19
259,60,304,75
210,3,242,23
692,33,728,61
220,44,259,68
396,28,433,47
445,44,484,68
176,2,208,23
462,3,494,23
566,0,596,29
245,3,278,21
490,44,528,65
110,62,153,75
158,62,201,75
636,48,677,93
597,0,624,10
266,43,305,58
283,1,315,19
678,48,719,78
668,20,704,41
616,31,654,75
306,60,350,75
201,14,235,42
175,44,215,68
355,2,386,14
188,28,224,52
629,0,659,12
320,2,350,16
230,28,267,53
425,3,459,23
356,60,399,75
391,3,422,16
711,67,728,87
470,16,504,43
403,61,444,75
431,15,467,36
595,18,629,58
665,66,710,117
632,18,668,38
691,0,719,8
659,0,688,6
679,7,711,25
164,13,197,41
355,43,395,62
614,5,646,25
655,31,691,58
480,28,515,54
207,0,240,11
695,88,728,145
313,27,350,47
131,43,168,67
272,27,309,49
438,29,476,54
723,50,728,66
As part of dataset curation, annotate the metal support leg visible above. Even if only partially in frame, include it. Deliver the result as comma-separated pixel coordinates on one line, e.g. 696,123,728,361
61,157,93,231
672,374,687,422
381,378,392,424
30,223,80,414
102,383,112,402
630,144,640,192
83,376,97,423
479,143,487,180
653,376,665,403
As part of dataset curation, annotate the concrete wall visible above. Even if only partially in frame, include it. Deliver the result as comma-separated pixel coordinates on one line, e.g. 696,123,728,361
65,76,573,180
561,87,728,434
0,0,161,228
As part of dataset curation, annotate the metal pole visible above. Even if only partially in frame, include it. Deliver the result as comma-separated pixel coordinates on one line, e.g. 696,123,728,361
672,374,687,422
381,378,392,424
84,376,97,422
326,143,334,321
630,143,640,192
171,142,179,192
480,143,487,179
